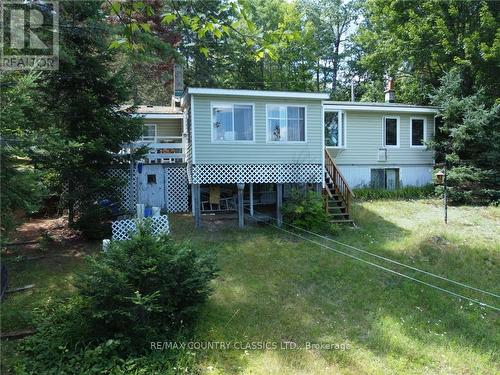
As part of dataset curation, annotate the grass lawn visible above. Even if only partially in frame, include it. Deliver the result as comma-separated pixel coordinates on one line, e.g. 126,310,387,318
2,200,499,374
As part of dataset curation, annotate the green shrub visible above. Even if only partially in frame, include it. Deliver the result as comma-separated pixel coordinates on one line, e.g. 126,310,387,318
73,205,113,240
353,184,435,201
440,165,500,205
19,227,217,372
76,226,217,347
283,188,335,233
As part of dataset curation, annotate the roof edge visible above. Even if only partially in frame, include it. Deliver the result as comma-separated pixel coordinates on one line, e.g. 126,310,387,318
323,101,439,114
187,87,330,100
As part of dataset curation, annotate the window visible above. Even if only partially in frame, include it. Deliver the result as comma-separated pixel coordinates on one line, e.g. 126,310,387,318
142,124,156,141
383,117,399,147
267,105,306,142
370,168,399,190
212,103,253,141
147,174,157,184
325,111,346,147
411,118,426,147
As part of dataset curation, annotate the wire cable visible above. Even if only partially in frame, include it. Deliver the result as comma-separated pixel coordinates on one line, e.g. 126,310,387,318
245,208,500,312
247,208,500,299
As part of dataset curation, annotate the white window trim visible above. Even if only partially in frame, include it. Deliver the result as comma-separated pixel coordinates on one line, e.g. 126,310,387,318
210,102,255,143
383,116,400,148
324,110,347,149
265,104,308,143
141,123,157,142
410,117,427,148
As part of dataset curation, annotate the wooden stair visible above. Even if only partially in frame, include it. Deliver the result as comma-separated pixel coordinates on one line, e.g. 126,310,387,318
324,150,355,225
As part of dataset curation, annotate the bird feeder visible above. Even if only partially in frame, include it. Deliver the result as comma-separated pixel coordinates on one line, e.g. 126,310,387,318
435,170,445,185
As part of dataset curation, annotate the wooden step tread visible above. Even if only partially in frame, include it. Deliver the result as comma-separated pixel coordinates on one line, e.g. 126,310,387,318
330,219,354,224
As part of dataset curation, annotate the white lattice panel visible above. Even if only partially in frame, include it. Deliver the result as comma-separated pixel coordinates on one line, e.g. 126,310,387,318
166,166,189,212
191,164,322,184
111,215,170,241
108,167,137,211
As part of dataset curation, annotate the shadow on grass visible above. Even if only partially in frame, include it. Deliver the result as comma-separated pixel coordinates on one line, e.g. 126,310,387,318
170,210,499,373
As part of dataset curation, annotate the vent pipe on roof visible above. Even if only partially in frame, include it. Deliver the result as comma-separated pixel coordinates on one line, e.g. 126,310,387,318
385,78,395,103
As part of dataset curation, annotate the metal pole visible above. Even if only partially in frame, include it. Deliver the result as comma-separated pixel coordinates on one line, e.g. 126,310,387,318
444,163,448,224
237,183,245,228
276,183,283,227
249,183,254,216
193,184,201,228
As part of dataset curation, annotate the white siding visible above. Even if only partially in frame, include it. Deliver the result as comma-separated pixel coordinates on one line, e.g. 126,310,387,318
339,165,433,188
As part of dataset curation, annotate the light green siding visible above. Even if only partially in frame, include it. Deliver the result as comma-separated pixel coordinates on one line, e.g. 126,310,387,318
328,111,435,165
144,119,182,138
192,95,323,165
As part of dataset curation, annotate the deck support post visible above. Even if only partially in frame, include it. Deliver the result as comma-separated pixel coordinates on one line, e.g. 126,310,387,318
191,184,196,216
193,184,201,228
237,183,245,228
276,183,283,227
249,183,254,217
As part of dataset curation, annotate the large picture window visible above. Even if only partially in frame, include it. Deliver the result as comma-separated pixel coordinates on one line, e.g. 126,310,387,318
267,105,306,142
212,103,254,141
384,117,399,147
325,111,346,147
411,118,426,147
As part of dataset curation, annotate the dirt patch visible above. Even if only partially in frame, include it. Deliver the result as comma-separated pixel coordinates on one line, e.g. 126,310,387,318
2,217,98,259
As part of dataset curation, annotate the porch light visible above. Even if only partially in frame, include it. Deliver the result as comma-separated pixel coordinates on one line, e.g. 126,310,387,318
435,170,445,185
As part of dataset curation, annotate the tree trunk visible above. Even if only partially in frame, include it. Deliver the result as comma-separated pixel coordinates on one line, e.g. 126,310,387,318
316,60,320,92
332,38,341,93
260,59,265,90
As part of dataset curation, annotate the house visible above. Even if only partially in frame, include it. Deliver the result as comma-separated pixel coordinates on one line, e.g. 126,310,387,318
323,101,437,189
122,84,438,227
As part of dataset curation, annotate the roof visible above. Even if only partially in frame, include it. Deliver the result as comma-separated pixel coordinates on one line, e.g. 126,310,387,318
323,101,439,114
120,105,183,119
120,105,183,114
187,87,330,100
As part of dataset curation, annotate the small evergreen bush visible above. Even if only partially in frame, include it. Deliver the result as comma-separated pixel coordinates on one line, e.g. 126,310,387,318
76,226,217,346
74,205,113,239
283,188,336,233
20,227,217,372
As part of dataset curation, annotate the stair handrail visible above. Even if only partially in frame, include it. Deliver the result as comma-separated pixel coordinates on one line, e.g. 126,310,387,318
324,150,355,212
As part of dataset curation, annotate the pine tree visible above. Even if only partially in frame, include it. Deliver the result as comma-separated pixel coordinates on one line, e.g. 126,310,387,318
33,1,142,229
430,70,500,204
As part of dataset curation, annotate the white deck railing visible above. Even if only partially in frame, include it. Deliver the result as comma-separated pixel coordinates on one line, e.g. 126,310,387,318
122,136,185,163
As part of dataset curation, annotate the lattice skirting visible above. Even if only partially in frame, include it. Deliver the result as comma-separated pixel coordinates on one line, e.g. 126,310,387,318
191,164,323,184
165,166,189,212
135,164,189,213
108,167,137,211
111,215,169,241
